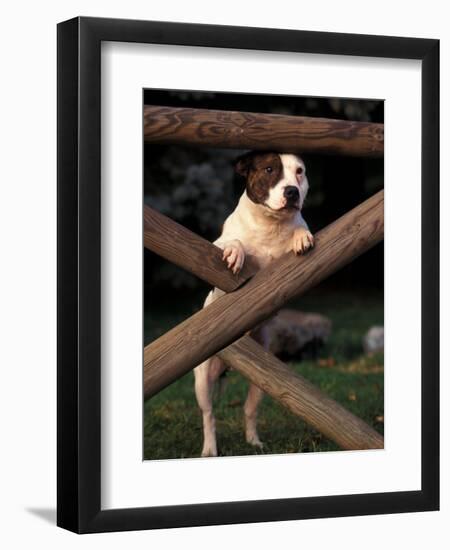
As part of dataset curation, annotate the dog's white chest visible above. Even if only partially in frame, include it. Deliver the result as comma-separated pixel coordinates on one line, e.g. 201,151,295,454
243,230,295,268
216,190,309,271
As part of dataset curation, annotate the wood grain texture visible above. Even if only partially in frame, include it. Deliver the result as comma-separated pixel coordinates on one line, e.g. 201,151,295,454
218,335,383,450
144,106,384,158
144,190,384,399
144,205,255,292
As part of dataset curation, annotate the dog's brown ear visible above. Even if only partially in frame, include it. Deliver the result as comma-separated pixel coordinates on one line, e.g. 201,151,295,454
234,152,253,178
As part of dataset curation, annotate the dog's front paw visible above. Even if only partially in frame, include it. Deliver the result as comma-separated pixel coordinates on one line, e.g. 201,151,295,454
222,239,245,274
293,228,314,255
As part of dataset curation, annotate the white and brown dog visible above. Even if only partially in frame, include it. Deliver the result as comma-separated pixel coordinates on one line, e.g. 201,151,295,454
194,151,314,457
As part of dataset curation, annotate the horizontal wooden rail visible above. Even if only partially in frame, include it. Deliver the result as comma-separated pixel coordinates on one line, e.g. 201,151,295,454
144,105,384,158
144,205,255,292
144,190,384,398
218,335,383,450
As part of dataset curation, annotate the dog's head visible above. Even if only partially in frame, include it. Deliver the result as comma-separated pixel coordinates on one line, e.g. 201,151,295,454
234,151,309,213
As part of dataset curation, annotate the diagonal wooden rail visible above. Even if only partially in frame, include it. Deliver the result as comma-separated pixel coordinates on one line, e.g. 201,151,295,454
218,335,383,450
144,190,384,398
144,204,255,292
144,105,384,158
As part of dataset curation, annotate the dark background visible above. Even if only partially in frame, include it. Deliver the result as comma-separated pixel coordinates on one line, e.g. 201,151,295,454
143,89,384,314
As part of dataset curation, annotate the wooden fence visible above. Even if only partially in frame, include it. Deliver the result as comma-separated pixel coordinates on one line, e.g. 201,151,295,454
144,105,384,157
143,105,384,451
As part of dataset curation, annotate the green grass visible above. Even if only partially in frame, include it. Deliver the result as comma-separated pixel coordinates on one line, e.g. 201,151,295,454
143,288,384,460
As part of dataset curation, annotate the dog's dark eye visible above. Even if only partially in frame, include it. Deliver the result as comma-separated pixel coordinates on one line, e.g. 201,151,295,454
297,167,304,175
265,166,273,174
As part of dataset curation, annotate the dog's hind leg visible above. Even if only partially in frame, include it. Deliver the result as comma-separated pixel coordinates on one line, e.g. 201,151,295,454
243,323,270,449
194,355,225,457
194,287,227,457
244,383,264,448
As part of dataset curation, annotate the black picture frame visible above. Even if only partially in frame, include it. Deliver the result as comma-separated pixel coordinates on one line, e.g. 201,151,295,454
57,16,439,533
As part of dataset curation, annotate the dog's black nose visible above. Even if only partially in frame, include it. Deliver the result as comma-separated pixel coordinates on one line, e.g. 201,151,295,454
284,186,299,201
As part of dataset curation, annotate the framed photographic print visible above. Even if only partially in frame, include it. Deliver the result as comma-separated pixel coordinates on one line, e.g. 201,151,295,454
57,16,439,533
